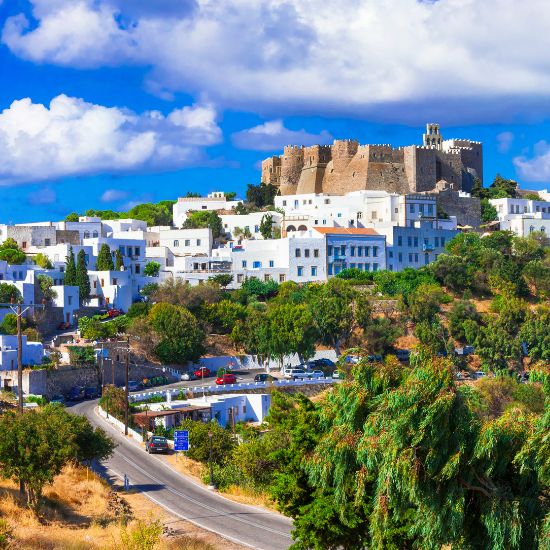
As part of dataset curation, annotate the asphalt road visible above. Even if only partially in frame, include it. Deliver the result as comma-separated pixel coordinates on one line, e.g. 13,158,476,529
71,400,293,550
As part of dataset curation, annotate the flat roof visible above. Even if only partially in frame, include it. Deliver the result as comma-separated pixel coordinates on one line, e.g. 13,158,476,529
314,227,381,236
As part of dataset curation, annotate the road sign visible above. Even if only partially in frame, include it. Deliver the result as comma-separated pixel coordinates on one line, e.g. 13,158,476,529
174,430,189,451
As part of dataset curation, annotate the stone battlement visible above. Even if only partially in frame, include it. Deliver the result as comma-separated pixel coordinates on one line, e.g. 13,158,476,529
262,124,482,196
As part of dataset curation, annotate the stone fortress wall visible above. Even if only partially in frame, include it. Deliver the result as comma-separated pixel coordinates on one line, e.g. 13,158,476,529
261,124,483,196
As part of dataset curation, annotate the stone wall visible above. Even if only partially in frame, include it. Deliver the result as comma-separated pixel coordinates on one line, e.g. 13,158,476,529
7,225,56,248
435,190,481,227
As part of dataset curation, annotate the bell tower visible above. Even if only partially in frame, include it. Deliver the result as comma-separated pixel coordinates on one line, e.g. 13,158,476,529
423,123,443,150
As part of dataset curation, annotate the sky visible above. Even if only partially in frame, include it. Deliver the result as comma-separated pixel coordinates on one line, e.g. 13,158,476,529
1,0,550,223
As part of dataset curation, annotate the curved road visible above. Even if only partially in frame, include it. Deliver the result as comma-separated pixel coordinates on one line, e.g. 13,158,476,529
71,400,293,550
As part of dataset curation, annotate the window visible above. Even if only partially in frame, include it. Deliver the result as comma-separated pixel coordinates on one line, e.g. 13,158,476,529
328,264,333,275
408,253,413,262
282,200,287,206
388,251,393,258
311,266,317,276
415,253,419,262
44,238,51,246
410,204,415,213
264,274,270,282
397,236,403,247
373,263,379,271
253,261,262,268
241,260,247,268
314,249,319,258
279,274,286,282
135,264,140,274
237,274,244,283
83,232,90,239
337,213,342,218
295,248,301,257
93,281,97,289
197,239,201,246
112,278,117,285
101,278,105,287
173,240,179,247
441,237,446,246
254,225,259,233
269,260,274,267
305,249,310,258
373,246,378,256
371,210,377,220
340,245,346,255
435,237,439,247
398,252,403,262
327,246,333,256
351,246,356,256
297,266,304,277
419,204,425,213
428,204,434,214
314,220,318,225
414,237,419,247
92,231,99,238
407,236,412,247
193,262,199,270
358,247,363,257
365,246,370,257
184,240,190,247
350,263,356,269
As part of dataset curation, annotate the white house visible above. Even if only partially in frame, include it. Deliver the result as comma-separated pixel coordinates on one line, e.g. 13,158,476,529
51,285,79,325
490,197,550,237
0,335,44,371
173,192,241,228
221,211,283,240
158,228,213,257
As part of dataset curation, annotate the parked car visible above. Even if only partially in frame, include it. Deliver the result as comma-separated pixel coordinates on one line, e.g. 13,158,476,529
108,308,123,318
50,394,66,405
284,368,309,380
193,367,211,378
344,355,360,364
308,358,335,369
145,436,169,454
455,346,475,356
395,349,410,362
474,371,486,379
126,380,141,392
84,387,99,399
308,370,325,379
332,370,342,380
180,369,197,381
367,354,383,362
254,373,275,382
67,386,84,401
216,373,237,385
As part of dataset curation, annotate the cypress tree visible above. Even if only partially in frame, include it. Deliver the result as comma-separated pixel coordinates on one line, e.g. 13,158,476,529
64,247,77,286
115,249,124,270
96,244,114,271
76,249,91,304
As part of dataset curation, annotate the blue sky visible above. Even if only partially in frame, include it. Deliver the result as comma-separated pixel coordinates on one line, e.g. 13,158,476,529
1,0,550,223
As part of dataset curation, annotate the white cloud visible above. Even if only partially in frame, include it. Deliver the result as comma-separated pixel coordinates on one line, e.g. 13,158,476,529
232,120,332,151
496,131,514,153
28,187,56,204
0,94,222,185
3,1,550,122
514,141,550,182
101,188,128,202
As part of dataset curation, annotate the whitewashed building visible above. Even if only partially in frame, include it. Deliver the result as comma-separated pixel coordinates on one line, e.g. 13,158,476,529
173,192,242,228
490,197,550,237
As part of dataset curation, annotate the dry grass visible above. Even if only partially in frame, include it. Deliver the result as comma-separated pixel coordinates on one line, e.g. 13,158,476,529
0,464,245,550
221,485,273,509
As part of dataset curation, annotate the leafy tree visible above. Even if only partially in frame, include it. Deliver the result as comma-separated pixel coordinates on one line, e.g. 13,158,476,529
140,282,159,300
488,173,519,198
523,259,550,298
208,273,233,288
414,319,451,354
224,191,237,200
448,300,480,342
0,239,26,265
96,243,114,271
474,319,522,370
151,279,221,312
363,316,402,355
184,192,202,198
147,303,205,364
182,210,224,238
99,385,127,420
36,274,57,301
67,345,96,366
430,254,470,292
373,268,436,298
76,249,90,303
0,405,113,509
0,314,26,335
259,213,274,239
126,302,151,319
174,419,234,464
144,261,160,277
490,295,528,335
64,212,79,222
0,283,21,304
519,306,550,362
33,253,53,269
523,192,541,200
240,277,279,300
482,230,515,255
64,246,77,286
480,198,498,223
126,202,173,226
114,249,124,270
202,300,247,334
406,283,447,323
306,278,371,355
246,183,277,207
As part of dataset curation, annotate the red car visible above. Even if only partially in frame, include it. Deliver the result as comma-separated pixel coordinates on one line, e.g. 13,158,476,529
108,308,123,318
193,367,211,378
216,373,237,385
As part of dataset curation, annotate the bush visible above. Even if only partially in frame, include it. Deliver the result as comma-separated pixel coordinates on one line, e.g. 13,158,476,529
67,346,96,367
144,261,160,277
448,301,480,342
126,302,151,318
174,420,235,465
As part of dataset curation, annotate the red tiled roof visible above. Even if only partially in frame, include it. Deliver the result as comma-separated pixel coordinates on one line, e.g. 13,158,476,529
313,227,381,236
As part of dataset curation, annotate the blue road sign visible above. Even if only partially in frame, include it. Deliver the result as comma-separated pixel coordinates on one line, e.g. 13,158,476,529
174,430,189,452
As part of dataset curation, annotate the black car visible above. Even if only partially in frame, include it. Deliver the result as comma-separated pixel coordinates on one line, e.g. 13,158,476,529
254,373,275,382
308,358,335,369
67,386,84,401
84,387,99,399
395,349,410,362
146,436,169,454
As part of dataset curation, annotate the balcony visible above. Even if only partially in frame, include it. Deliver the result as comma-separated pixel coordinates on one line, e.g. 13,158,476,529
422,243,435,251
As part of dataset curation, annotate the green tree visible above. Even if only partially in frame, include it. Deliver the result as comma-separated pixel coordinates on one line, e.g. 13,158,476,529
208,273,233,288
519,306,550,362
202,300,247,334
175,420,234,464
0,405,113,509
114,249,124,270
0,283,21,304
363,316,402,355
76,249,90,304
36,274,57,301
474,319,522,370
147,303,205,364
96,244,114,271
0,314,26,335
480,198,498,223
182,211,224,239
144,261,160,277
33,253,53,269
240,277,279,300
406,283,447,323
224,191,237,200
523,259,550,298
0,239,26,265
246,183,278,207
448,300,480,342
64,246,77,286
259,213,274,239
64,212,79,222
414,319,451,354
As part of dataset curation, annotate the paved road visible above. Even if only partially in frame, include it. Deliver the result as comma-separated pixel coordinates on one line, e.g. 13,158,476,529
71,400,293,550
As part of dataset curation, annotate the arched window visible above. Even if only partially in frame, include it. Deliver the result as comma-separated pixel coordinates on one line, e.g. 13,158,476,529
298,225,307,231
92,231,98,238
541,226,546,233
530,226,535,233
83,231,90,239
286,225,296,232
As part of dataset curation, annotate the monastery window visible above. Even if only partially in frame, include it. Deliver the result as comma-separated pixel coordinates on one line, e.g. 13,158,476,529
279,274,286,282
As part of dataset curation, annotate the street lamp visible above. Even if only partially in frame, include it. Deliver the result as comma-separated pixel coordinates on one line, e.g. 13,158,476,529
208,429,216,490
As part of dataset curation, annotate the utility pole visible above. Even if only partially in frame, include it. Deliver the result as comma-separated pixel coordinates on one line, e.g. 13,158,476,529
124,335,129,436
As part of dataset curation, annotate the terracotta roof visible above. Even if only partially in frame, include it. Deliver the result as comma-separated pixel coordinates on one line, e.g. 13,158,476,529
313,227,381,236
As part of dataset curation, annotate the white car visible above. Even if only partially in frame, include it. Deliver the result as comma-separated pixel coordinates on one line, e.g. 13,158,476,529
332,370,342,380
307,370,325,379
284,368,308,379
